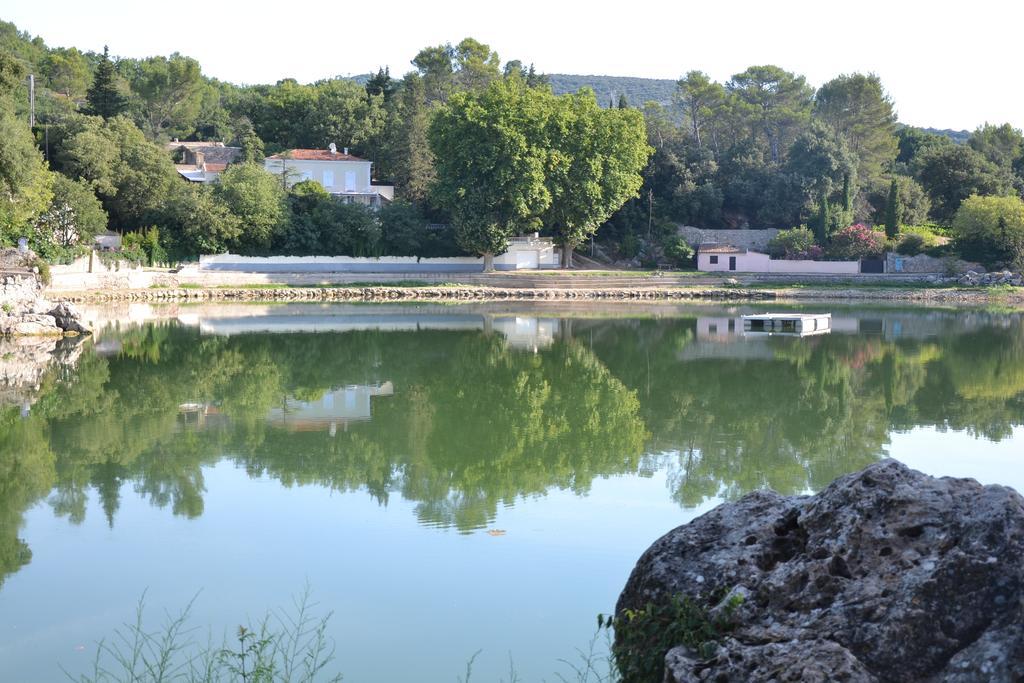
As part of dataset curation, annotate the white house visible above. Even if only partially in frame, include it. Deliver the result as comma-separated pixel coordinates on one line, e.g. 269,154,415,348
264,144,394,207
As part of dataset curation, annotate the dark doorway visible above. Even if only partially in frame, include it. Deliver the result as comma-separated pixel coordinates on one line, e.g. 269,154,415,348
729,256,737,271
861,259,884,273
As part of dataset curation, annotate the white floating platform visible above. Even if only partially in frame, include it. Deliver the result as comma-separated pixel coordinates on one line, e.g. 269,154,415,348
741,313,831,336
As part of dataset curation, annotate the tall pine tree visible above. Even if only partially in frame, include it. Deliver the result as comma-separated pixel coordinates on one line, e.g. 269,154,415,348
85,46,128,119
884,178,902,239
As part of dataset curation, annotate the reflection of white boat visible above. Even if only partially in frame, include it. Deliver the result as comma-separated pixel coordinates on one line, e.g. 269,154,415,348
741,313,831,337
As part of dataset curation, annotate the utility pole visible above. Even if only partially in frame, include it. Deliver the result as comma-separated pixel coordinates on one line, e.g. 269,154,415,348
28,74,35,128
647,188,653,240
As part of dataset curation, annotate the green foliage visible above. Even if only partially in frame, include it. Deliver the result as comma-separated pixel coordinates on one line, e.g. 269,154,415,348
660,235,694,268
429,78,553,263
768,226,817,258
968,123,1024,170
85,46,128,119
0,109,53,241
31,175,107,260
897,233,926,255
126,53,204,140
952,194,1024,269
916,144,1010,223
215,163,287,253
152,183,241,258
604,592,740,683
884,178,902,238
122,227,167,266
814,73,897,183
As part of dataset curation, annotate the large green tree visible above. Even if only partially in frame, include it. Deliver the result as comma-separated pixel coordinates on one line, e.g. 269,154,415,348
542,90,651,266
429,79,552,270
127,53,204,140
814,73,898,183
916,145,1010,222
215,163,287,253
727,65,814,163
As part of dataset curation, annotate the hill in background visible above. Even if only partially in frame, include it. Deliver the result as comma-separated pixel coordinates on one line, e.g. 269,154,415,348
547,74,677,107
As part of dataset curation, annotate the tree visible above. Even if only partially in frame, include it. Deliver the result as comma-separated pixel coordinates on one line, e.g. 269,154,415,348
84,46,128,119
884,178,902,238
306,78,385,152
57,114,178,229
127,53,204,140
0,109,53,242
542,90,652,267
968,123,1024,170
617,93,629,109
814,74,897,184
429,79,552,270
785,120,855,226
365,67,396,101
388,74,435,201
215,163,287,253
153,182,241,258
674,71,725,150
916,145,1010,222
728,65,814,163
44,47,91,100
33,175,107,257
814,190,830,243
952,194,1024,268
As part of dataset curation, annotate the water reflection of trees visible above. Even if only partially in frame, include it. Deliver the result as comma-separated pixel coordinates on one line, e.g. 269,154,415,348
1,314,1023,586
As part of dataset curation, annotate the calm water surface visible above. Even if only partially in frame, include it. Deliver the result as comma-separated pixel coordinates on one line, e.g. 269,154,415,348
1,302,1023,682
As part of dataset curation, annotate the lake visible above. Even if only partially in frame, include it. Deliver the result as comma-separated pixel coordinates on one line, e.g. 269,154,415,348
1,302,1023,682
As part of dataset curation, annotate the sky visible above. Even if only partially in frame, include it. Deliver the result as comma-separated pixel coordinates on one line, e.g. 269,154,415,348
2,0,1022,131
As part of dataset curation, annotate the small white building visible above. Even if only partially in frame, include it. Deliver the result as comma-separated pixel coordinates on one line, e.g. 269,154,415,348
264,144,394,207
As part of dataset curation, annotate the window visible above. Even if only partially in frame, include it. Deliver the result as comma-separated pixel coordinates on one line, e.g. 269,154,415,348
322,170,334,188
345,171,356,191
709,255,719,264
300,171,312,182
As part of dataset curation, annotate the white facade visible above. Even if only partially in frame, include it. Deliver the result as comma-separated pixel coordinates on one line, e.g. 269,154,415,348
698,249,860,274
264,158,373,194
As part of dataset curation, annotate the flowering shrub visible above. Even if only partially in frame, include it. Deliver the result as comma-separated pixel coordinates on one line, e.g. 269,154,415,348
768,227,819,259
827,224,885,261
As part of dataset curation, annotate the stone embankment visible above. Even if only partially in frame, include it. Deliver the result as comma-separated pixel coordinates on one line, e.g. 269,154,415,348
59,286,776,303
53,282,1024,304
617,460,1024,682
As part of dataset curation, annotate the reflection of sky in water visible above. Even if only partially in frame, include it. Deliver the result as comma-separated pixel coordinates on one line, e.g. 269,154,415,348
889,427,1024,493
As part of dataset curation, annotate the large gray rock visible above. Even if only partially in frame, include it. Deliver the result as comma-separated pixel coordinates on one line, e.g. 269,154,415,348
46,301,91,334
616,460,1024,682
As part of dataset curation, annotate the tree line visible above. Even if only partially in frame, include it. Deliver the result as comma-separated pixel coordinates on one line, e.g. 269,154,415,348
2,20,1024,267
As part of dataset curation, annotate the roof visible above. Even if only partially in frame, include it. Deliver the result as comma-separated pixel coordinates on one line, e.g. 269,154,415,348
170,145,241,165
267,149,368,162
204,163,228,172
698,243,746,254
166,140,225,150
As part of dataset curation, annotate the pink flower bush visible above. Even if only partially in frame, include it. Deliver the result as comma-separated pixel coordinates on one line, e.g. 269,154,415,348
827,224,885,261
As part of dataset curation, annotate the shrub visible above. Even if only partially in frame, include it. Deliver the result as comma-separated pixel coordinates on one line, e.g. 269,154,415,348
952,194,1024,269
897,233,927,256
619,233,641,259
826,224,885,261
661,236,695,268
768,226,817,259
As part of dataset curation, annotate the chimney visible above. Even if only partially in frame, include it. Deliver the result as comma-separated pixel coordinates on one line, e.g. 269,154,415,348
329,142,337,154
343,147,349,156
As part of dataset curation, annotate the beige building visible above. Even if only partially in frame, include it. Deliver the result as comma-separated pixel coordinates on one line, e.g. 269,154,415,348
168,140,242,183
264,144,394,207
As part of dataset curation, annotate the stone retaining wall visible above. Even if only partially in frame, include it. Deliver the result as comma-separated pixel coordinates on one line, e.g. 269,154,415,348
1,272,42,310
679,226,779,251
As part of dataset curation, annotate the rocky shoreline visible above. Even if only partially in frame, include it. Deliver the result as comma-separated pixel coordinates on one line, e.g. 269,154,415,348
1,272,91,336
616,460,1024,682
48,284,1024,304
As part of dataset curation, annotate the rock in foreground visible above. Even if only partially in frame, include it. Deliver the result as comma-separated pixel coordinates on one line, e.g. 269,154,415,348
616,460,1024,682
